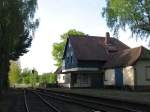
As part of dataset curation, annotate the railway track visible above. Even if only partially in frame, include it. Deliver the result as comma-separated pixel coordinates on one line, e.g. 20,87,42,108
36,88,149,112
5,89,149,112
33,91,105,112
24,89,93,112
24,89,62,112
24,89,98,112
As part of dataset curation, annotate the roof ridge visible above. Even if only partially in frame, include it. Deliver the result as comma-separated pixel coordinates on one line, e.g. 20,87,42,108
109,48,131,55
68,35,114,39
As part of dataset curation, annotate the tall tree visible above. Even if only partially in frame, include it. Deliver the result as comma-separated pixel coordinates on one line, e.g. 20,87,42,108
49,73,57,83
0,0,39,91
30,68,38,87
52,29,85,67
8,61,21,87
102,0,150,39
39,72,56,87
21,68,32,84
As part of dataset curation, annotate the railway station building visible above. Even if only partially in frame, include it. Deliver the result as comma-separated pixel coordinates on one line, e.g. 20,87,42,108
55,32,150,90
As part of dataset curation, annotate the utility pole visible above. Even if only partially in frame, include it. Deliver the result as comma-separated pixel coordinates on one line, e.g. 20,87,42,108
31,69,35,88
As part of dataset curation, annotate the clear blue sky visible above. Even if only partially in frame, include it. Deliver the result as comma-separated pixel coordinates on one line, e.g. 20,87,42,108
20,0,148,74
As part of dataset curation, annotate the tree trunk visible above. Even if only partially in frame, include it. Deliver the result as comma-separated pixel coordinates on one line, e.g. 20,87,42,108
0,54,10,94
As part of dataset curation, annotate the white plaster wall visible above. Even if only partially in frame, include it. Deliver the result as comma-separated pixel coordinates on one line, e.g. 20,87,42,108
62,83,71,88
104,69,115,85
57,74,65,83
135,60,150,85
123,66,134,86
57,73,71,84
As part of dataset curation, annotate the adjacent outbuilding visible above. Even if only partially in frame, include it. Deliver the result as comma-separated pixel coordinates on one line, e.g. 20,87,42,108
104,46,150,90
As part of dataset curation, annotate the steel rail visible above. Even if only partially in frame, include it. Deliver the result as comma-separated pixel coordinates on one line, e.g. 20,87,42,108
24,90,30,112
37,89,143,112
35,91,117,112
48,91,141,112
30,90,62,112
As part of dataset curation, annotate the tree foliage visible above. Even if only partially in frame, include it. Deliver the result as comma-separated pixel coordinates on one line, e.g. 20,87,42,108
0,0,39,60
49,73,57,83
52,29,85,67
39,73,56,85
0,0,39,90
20,68,38,85
21,68,32,84
102,0,150,39
9,66,57,88
8,61,21,86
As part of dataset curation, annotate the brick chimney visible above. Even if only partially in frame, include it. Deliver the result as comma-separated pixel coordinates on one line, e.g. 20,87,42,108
105,32,111,45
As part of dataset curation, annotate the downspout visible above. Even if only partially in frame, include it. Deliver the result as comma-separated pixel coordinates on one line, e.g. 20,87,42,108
134,67,137,90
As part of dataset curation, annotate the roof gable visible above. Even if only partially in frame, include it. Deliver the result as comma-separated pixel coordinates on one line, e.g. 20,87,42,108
63,38,69,59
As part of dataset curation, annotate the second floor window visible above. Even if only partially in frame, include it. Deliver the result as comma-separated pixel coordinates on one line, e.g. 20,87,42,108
70,51,73,64
70,56,73,64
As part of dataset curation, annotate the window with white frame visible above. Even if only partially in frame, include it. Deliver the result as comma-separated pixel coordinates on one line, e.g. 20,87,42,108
62,60,65,69
63,75,65,80
68,42,71,48
70,51,73,63
145,66,150,80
